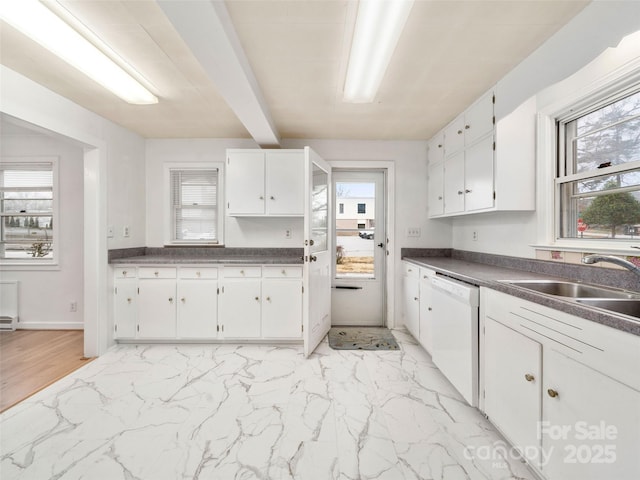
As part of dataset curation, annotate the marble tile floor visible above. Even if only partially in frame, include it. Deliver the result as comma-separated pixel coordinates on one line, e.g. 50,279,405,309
0,330,538,480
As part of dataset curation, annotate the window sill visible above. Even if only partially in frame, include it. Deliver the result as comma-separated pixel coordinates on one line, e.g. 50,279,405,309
533,242,640,256
0,261,60,271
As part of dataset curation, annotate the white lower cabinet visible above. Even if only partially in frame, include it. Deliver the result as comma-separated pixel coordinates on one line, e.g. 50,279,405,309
402,262,420,340
482,288,640,480
177,267,218,339
484,317,542,466
262,278,302,338
114,264,303,342
219,279,262,338
138,268,177,338
114,276,137,339
418,267,435,353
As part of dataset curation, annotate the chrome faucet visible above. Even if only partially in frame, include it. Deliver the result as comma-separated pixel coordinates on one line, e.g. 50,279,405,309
582,255,640,279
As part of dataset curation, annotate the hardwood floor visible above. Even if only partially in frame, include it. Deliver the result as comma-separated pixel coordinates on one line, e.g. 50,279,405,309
0,330,93,412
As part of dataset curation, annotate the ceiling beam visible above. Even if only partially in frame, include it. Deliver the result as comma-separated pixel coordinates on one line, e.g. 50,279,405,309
158,0,280,147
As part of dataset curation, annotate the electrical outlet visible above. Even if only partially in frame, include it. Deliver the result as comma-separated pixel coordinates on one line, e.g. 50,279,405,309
285,228,292,239
473,230,479,241
107,226,114,238
70,302,77,312
123,225,130,238
407,227,421,237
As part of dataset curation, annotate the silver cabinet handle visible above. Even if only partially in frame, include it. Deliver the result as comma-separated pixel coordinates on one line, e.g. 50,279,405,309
281,269,286,275
181,298,186,303
168,297,174,304
465,124,470,130
255,296,260,301
457,130,463,135
547,388,559,398
270,196,275,200
122,270,127,277
259,195,264,200
524,374,535,382
465,189,472,193
457,190,464,195
266,297,271,302
127,298,132,304
154,271,159,277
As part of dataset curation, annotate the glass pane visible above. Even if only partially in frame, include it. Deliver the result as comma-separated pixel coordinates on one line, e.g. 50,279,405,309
175,207,216,241
560,170,640,239
1,215,54,258
567,91,640,173
311,164,328,253
335,182,375,278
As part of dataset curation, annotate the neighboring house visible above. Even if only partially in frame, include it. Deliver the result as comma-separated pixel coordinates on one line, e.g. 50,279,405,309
336,197,375,231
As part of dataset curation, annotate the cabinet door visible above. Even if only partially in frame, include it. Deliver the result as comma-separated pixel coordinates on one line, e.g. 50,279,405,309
543,349,640,480
219,280,261,338
226,151,265,215
138,279,176,338
177,280,218,338
262,279,302,338
464,135,494,212
427,133,445,165
465,91,494,146
403,274,420,340
444,152,465,214
418,270,434,353
427,162,444,217
484,317,542,466
444,116,465,156
265,151,304,215
114,279,137,339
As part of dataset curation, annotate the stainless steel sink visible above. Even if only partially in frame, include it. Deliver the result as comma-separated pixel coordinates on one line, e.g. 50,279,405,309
504,280,640,299
576,299,640,318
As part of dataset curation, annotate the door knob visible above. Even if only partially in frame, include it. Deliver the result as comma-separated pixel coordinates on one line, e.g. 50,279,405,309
310,255,317,262
524,374,535,382
547,388,559,398
377,242,384,248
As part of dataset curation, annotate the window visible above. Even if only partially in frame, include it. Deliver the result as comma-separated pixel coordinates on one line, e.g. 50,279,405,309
357,203,366,214
169,168,219,244
0,158,56,261
557,88,640,241
339,203,344,214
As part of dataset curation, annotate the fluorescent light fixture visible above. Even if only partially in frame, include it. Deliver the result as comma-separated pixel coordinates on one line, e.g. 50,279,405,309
343,0,414,103
0,0,158,105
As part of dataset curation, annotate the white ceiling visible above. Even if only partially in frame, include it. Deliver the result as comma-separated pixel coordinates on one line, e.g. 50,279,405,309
0,0,589,144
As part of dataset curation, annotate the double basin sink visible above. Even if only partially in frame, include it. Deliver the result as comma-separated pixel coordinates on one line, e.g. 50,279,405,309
503,280,640,319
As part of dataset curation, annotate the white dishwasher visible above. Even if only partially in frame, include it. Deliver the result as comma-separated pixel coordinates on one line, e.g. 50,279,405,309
430,275,479,406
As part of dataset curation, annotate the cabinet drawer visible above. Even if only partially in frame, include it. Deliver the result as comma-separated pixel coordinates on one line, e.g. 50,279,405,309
179,267,218,279
138,267,177,279
419,267,436,281
403,262,419,279
262,266,302,278
224,266,262,278
115,267,137,279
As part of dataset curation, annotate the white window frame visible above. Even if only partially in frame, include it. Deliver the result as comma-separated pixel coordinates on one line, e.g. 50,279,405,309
163,162,224,246
0,156,59,267
537,61,640,254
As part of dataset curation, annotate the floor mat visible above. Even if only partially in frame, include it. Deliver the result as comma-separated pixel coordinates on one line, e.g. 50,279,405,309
328,327,400,350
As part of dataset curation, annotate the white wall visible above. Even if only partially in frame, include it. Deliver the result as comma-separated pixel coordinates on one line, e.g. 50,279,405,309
145,138,309,248
452,2,640,258
1,130,85,328
1,65,146,356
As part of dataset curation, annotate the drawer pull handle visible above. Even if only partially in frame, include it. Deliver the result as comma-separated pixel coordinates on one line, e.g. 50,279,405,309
524,374,535,382
154,271,159,277
122,271,127,277
465,189,472,193
547,388,559,398
270,196,275,200
127,298,132,304
457,190,464,195
240,270,245,275
414,297,419,301
427,307,432,311
282,269,286,275
259,195,264,200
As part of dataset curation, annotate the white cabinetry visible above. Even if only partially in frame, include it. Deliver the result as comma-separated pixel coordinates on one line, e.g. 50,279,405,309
402,262,420,340
138,267,177,338
176,267,218,339
484,317,542,466
114,268,137,339
482,288,640,480
219,267,262,338
427,132,445,165
226,149,304,216
262,267,303,339
428,90,535,217
418,268,436,353
427,162,444,216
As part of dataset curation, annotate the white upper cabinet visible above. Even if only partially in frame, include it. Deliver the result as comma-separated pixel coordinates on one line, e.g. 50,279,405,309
427,89,535,217
427,132,445,165
226,149,304,216
427,161,444,217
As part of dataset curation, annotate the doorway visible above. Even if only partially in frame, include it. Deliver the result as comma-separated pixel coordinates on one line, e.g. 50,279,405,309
331,170,386,326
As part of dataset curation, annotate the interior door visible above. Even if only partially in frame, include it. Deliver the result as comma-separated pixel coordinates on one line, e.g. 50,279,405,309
332,170,386,326
303,147,332,357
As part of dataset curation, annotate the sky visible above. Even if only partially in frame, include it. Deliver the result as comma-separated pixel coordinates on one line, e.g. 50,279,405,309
336,182,375,198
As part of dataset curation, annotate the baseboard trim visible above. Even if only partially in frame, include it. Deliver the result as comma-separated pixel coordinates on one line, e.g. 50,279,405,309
16,322,84,330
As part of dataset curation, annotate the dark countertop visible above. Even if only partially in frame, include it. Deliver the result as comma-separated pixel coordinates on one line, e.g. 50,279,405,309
110,255,303,265
403,256,640,336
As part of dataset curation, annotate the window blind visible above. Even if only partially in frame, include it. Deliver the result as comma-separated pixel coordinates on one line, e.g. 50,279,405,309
170,169,218,242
